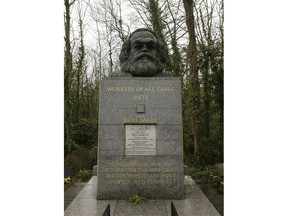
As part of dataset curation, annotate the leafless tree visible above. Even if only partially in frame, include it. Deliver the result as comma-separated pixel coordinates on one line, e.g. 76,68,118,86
182,0,202,155
64,0,77,161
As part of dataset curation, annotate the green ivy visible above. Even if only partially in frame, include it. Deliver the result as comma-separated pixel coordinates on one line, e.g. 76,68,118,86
73,169,93,182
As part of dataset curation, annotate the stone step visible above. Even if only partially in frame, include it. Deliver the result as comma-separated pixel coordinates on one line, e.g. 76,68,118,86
64,176,220,216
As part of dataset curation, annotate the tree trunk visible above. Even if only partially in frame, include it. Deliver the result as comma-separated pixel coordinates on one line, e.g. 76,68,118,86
76,15,85,123
182,0,202,155
64,0,76,157
147,0,173,73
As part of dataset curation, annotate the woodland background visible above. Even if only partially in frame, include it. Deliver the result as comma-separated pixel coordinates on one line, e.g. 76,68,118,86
64,0,224,172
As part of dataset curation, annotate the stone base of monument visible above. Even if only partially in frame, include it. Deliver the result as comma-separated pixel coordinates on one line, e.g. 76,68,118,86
64,175,221,216
97,78,185,200
97,156,184,199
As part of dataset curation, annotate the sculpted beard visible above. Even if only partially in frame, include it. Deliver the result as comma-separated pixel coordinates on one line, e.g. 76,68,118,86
121,53,164,77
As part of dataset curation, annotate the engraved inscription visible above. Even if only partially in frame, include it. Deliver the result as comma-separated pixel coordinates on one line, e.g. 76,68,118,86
106,85,175,101
123,117,157,123
103,161,177,185
106,86,175,92
125,125,156,155
132,95,148,100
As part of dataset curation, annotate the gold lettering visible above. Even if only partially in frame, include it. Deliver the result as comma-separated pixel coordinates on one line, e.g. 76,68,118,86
104,161,179,185
106,86,135,92
124,117,138,123
156,87,175,92
132,95,148,100
124,117,157,123
143,87,155,92
106,86,175,92
139,118,157,123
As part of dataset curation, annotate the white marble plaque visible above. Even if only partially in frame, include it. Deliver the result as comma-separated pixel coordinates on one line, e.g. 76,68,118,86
125,125,156,155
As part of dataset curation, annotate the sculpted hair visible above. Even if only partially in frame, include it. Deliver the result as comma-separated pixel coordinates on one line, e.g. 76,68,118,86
119,28,167,65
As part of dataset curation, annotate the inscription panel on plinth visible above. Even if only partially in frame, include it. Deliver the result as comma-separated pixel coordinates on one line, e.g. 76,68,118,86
125,125,156,155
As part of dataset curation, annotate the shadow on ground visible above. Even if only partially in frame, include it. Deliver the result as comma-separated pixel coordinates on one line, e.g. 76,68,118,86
198,184,223,216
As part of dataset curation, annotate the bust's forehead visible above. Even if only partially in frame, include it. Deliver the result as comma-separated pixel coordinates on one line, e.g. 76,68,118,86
130,31,157,42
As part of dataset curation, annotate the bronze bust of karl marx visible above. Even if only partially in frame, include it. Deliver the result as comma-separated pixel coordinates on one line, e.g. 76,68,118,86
112,28,172,77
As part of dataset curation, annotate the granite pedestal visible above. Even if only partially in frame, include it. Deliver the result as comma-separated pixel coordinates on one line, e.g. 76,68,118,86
97,77,184,199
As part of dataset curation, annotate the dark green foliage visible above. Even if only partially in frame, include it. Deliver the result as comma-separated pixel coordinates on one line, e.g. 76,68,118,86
182,83,194,160
170,34,183,77
64,143,97,173
147,0,165,34
192,137,223,167
85,146,98,169
182,36,223,166
146,0,173,73
73,169,93,182
72,118,97,148
198,41,223,139
190,166,223,193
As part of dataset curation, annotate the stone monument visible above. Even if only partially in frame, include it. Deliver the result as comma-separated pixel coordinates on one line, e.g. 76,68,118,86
96,28,184,199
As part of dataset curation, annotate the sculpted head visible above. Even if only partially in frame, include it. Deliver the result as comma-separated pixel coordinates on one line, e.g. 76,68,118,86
119,28,168,77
